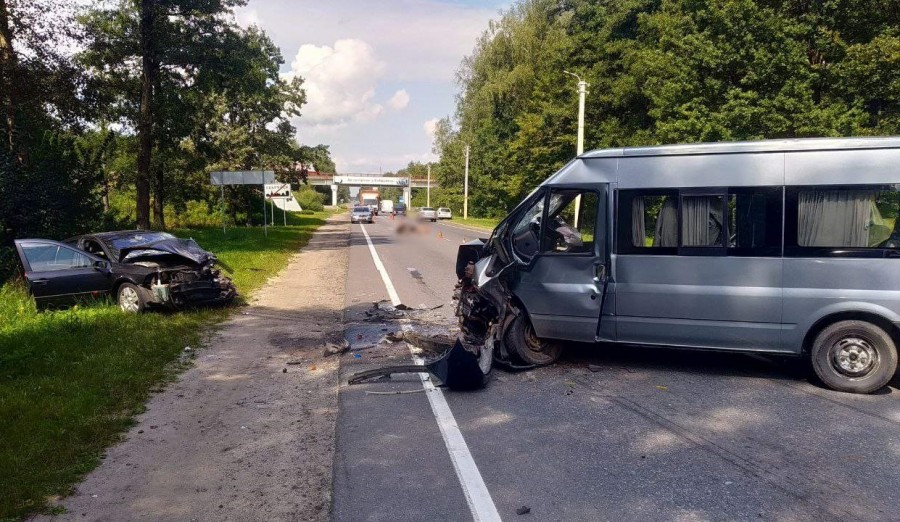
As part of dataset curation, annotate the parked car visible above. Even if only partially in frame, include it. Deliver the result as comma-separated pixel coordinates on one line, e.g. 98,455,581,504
418,207,437,222
350,206,374,224
393,203,407,216
14,231,236,313
455,136,900,394
437,207,452,220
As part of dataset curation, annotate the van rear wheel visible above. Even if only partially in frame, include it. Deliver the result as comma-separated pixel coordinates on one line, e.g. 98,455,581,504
810,320,897,394
504,314,563,366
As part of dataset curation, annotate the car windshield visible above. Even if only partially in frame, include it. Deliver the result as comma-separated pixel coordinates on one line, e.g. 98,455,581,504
422,208,434,212
108,232,175,253
353,207,369,212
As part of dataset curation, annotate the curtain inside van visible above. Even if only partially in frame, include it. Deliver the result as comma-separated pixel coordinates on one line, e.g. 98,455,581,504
631,197,645,246
681,196,724,246
654,198,678,247
798,190,874,247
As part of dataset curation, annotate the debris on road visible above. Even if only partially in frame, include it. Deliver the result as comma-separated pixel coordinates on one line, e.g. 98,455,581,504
588,364,603,372
324,339,351,357
516,506,531,515
348,337,490,390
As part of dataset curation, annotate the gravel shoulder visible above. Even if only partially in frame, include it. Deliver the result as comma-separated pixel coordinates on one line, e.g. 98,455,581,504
36,216,351,521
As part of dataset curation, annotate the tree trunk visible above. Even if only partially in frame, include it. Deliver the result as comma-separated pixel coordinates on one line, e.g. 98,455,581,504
136,0,157,230
101,174,110,212
152,159,165,229
0,0,16,155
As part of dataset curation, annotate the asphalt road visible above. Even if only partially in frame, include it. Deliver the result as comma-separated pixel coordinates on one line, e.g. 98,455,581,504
334,214,900,522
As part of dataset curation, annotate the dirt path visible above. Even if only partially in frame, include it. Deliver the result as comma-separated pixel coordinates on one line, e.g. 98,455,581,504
37,216,351,522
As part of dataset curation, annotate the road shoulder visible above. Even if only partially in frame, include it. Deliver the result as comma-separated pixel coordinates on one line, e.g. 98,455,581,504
37,216,351,521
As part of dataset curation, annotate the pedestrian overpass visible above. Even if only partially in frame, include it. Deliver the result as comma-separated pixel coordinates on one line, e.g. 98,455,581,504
306,173,437,206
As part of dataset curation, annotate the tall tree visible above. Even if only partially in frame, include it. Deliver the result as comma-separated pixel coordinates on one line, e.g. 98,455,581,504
81,0,247,229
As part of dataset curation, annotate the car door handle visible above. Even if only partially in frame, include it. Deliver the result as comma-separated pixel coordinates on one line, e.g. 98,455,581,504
31,279,49,285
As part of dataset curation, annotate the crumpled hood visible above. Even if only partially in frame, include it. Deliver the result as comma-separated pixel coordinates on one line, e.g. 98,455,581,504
119,238,213,265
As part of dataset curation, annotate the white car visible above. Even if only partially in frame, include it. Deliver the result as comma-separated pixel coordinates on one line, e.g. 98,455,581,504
437,207,452,220
418,207,437,222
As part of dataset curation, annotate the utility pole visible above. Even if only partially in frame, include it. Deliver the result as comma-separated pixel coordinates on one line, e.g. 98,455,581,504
426,163,431,207
463,144,470,220
564,70,588,227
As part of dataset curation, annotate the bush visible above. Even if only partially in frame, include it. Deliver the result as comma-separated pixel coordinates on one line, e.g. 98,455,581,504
295,187,325,211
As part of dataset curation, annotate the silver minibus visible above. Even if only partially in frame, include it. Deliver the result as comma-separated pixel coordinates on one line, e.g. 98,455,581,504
455,136,900,393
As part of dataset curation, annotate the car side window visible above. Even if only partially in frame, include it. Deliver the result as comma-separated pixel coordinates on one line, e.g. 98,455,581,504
84,240,108,259
23,244,93,272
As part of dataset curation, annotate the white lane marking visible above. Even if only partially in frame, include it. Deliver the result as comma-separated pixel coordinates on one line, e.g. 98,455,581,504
359,224,502,522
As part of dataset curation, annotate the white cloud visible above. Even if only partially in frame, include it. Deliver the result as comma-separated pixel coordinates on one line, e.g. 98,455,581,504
285,38,386,126
243,0,499,82
423,117,440,139
235,7,261,28
387,89,410,111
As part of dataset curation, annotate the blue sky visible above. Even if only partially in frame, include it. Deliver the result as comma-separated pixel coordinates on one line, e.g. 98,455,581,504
236,0,511,174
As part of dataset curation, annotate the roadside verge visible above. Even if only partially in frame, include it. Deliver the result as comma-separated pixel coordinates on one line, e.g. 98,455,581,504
30,215,350,521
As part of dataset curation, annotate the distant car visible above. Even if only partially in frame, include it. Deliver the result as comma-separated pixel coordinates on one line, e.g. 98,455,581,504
350,206,374,224
437,207,452,220
14,231,236,313
418,207,437,222
393,203,407,216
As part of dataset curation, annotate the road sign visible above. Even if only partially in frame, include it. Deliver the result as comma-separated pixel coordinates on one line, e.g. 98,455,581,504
210,170,275,186
265,183,291,198
334,175,408,187
209,170,277,236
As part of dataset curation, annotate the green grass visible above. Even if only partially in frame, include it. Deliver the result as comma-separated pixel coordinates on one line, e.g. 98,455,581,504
0,210,336,520
451,217,502,232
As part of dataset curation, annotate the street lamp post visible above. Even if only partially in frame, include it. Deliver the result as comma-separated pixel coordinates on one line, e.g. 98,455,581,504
463,144,470,220
427,163,431,207
564,70,588,226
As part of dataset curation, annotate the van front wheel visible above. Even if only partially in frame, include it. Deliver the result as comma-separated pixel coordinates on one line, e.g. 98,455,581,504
504,314,563,366
811,320,898,394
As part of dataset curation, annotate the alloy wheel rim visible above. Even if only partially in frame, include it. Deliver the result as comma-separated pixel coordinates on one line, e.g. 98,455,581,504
120,287,140,313
831,336,878,377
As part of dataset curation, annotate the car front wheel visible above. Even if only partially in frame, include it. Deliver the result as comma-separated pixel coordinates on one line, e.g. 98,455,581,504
810,320,898,393
504,314,563,366
117,283,147,314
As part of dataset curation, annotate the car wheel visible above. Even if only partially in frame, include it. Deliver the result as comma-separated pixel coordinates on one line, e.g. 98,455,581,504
504,314,563,366
810,320,898,393
117,282,147,314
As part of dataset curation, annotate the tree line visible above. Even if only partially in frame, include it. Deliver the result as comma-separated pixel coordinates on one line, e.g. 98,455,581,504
431,0,899,217
0,0,333,270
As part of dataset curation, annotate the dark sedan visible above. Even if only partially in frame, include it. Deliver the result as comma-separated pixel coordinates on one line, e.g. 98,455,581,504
14,231,236,312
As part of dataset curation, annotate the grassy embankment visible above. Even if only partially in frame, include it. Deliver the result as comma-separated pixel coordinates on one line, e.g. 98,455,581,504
0,210,337,520
452,217,501,232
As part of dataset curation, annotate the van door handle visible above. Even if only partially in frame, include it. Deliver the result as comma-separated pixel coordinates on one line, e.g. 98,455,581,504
31,279,49,286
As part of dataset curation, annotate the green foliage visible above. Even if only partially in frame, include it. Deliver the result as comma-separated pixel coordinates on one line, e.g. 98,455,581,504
436,0,900,216
295,186,325,212
0,211,333,519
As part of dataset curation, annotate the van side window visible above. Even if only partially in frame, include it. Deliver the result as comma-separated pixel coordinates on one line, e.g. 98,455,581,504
541,190,597,254
511,193,545,261
727,187,783,256
632,194,677,248
787,185,900,252
681,195,725,247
